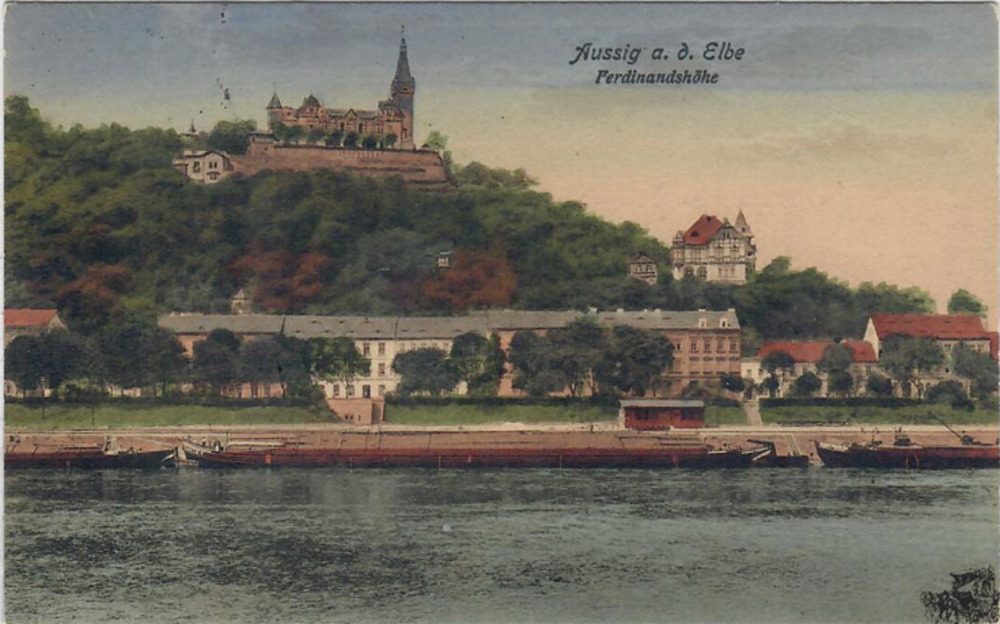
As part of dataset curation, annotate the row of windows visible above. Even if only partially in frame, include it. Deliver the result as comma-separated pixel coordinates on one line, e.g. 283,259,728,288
330,383,388,398
685,339,739,354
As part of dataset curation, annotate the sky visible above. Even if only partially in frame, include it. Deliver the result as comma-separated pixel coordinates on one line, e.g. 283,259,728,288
5,2,998,328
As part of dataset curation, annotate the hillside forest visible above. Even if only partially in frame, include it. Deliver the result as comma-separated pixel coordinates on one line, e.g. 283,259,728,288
5,95,955,354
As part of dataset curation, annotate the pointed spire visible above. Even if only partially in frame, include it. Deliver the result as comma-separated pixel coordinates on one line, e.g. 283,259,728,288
393,25,414,88
188,119,196,134
267,91,282,109
735,210,753,237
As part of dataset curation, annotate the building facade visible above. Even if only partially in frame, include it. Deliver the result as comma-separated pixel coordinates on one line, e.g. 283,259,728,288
158,308,742,399
742,340,878,398
4,309,68,347
671,212,756,284
266,34,416,149
171,150,234,184
628,252,659,285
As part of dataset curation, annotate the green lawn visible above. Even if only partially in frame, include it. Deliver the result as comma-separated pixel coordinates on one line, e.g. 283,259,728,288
762,404,999,426
4,403,329,429
385,403,618,426
704,406,749,426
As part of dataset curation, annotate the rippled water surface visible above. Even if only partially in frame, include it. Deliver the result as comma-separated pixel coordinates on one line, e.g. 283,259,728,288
6,468,998,623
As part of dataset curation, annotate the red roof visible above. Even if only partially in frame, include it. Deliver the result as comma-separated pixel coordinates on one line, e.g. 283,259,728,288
757,340,877,364
682,214,725,246
4,309,60,329
870,314,989,341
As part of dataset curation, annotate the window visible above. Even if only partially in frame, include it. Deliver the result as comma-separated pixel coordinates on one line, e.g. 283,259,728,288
729,339,738,353
346,385,355,397
363,343,371,356
378,363,386,376
208,160,218,170
690,340,698,353
378,385,386,396
332,383,340,397
703,340,711,352
192,161,201,173
378,343,386,356
716,339,724,353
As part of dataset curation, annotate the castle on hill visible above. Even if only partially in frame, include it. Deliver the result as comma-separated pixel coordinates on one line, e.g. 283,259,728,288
670,212,757,284
265,31,416,149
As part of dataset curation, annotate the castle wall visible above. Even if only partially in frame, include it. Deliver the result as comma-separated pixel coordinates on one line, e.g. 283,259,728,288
231,144,452,190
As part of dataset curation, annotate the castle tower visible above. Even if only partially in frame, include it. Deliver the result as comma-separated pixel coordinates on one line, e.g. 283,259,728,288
266,91,284,131
391,28,416,149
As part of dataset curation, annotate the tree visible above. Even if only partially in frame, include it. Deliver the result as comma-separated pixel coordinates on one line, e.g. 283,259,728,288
508,330,567,397
309,337,370,389
947,289,987,317
383,133,398,149
143,328,188,396
452,162,538,189
192,328,242,395
791,371,822,397
421,130,448,151
449,332,504,395
595,325,674,397
343,131,359,148
206,119,256,155
547,318,608,397
926,380,974,410
817,343,853,373
5,335,45,396
306,128,326,145
866,373,894,397
238,335,312,398
362,134,379,149
420,248,517,311
879,336,945,396
761,351,796,375
392,348,459,396
952,343,999,398
827,369,854,397
325,130,344,147
720,374,745,393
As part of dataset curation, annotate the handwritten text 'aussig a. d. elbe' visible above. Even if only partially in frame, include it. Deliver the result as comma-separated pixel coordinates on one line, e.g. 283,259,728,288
568,41,746,85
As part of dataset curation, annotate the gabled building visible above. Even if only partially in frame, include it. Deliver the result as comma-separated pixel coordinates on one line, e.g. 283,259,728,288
863,314,995,359
628,252,658,285
4,309,67,346
670,212,756,284
743,340,878,397
172,149,233,184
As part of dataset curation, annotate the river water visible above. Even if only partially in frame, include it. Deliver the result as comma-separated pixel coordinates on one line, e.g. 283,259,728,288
5,468,998,624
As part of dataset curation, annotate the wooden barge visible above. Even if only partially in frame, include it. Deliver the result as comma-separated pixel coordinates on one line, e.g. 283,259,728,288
814,440,998,470
5,447,175,469
189,444,766,469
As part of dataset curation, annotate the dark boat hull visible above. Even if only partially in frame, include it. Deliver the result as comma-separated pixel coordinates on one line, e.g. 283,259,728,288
5,448,176,469
814,442,999,469
193,447,759,469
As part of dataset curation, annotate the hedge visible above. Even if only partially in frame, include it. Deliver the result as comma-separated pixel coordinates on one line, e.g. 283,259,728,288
760,397,922,409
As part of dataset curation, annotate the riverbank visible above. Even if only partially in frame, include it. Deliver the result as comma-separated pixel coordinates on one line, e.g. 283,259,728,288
7,423,997,466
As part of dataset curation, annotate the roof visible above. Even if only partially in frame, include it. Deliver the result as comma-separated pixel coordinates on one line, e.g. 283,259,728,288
629,252,656,263
396,316,490,340
300,94,322,109
158,314,284,335
283,316,396,340
682,214,725,246
757,340,877,364
481,310,584,331
870,314,990,341
620,399,705,408
5,309,60,329
173,150,229,161
393,35,415,87
591,309,740,331
267,92,283,109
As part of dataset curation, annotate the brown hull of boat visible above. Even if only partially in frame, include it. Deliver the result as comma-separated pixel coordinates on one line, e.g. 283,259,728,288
5,448,176,469
814,441,999,469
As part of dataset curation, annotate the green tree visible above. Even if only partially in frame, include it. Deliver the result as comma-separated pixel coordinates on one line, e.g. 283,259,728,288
791,371,822,397
5,335,45,396
508,330,567,397
952,343,999,398
325,130,344,147
760,350,796,397
926,380,973,410
595,325,674,397
947,289,987,316
192,328,242,395
206,119,257,155
879,336,945,396
449,332,504,395
309,337,370,388
547,318,608,396
817,342,853,373
421,130,448,151
827,369,855,397
343,131,359,148
720,374,746,393
392,348,459,396
239,335,312,398
362,134,379,149
865,373,894,397
452,162,538,189
383,133,398,149
306,128,326,145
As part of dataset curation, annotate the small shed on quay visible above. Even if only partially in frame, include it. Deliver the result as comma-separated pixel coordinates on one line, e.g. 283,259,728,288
618,399,705,430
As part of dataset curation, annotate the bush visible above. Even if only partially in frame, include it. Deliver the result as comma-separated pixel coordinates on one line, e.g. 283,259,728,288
926,380,974,411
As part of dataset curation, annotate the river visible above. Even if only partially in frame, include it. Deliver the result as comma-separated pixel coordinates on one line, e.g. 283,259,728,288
5,468,998,623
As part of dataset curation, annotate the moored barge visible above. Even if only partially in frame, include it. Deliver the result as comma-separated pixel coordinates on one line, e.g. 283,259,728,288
191,445,765,469
814,439,999,470
5,447,176,469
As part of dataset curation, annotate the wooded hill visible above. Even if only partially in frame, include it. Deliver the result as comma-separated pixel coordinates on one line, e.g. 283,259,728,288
6,96,940,348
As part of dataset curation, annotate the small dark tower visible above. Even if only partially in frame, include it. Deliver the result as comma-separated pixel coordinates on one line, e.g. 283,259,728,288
266,91,284,132
391,26,416,149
